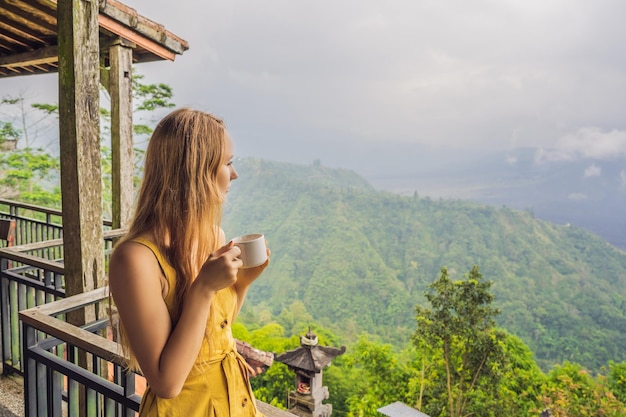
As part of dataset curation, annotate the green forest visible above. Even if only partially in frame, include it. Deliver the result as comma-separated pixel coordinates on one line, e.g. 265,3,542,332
223,158,626,370
221,158,626,416
3,84,626,416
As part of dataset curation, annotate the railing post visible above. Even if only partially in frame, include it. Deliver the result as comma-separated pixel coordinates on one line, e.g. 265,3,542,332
67,344,79,416
22,319,36,417
123,368,136,417
1,256,9,375
10,279,19,370
50,365,63,417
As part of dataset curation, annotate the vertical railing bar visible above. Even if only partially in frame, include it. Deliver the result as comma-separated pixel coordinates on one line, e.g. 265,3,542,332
23,219,28,250
22,320,37,417
104,396,116,417
68,377,79,417
16,282,26,370
35,287,46,345
36,223,41,251
55,272,64,306
67,344,78,417
113,364,121,417
9,280,19,370
86,386,97,417
1,271,10,373
15,207,21,246
27,285,36,310
123,370,136,417
44,270,54,304
30,221,35,252
36,360,48,417
53,340,66,416
22,218,28,248
46,214,52,241
30,219,35,249
92,352,101,416
47,365,64,417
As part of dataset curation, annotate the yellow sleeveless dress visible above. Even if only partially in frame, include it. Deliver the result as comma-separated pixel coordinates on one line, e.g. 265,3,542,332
132,237,263,417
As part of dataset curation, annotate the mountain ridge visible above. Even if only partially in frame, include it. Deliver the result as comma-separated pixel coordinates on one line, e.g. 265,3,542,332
364,147,626,250
223,157,626,371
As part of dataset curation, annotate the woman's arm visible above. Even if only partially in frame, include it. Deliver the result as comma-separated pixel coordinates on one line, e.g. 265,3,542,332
109,241,241,398
233,245,270,317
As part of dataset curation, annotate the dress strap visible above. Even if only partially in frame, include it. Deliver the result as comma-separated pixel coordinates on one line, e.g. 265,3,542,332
130,237,170,276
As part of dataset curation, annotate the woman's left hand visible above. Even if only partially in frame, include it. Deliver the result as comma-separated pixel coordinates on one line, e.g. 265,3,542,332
237,244,270,283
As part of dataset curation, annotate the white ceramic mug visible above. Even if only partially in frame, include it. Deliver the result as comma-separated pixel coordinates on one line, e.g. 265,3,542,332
232,233,267,268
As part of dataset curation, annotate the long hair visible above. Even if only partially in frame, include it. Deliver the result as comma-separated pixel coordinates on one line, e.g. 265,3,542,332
114,108,227,370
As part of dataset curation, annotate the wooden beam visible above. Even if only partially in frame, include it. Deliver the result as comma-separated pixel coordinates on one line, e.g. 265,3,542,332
99,0,188,55
19,287,123,363
98,14,175,61
0,31,28,48
1,0,57,33
57,0,104,325
109,38,134,229
0,14,50,43
0,44,57,67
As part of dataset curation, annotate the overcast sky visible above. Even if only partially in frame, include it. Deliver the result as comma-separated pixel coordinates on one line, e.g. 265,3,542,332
4,0,626,176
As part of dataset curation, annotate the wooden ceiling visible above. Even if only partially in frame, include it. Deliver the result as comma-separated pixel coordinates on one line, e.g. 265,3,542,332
0,0,189,78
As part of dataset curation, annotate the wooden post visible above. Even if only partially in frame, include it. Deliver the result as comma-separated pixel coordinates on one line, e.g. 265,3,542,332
109,38,134,230
57,0,104,325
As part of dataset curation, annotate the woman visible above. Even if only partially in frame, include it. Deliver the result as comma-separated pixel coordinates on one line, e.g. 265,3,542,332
109,108,269,416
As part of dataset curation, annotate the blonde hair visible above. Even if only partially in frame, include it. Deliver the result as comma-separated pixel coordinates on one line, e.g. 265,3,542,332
114,108,227,370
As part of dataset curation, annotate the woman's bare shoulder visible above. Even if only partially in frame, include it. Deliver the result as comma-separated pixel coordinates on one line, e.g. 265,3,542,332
109,241,162,287
112,240,157,264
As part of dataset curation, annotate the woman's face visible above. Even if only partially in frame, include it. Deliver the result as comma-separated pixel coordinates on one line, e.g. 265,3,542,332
217,133,238,196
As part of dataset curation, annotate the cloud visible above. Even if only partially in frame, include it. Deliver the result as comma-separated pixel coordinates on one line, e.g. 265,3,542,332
584,164,601,178
568,193,588,201
506,155,518,165
120,0,626,157
7,0,626,172
535,128,626,163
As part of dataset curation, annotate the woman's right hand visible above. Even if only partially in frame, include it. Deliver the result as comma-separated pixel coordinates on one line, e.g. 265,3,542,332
196,241,243,293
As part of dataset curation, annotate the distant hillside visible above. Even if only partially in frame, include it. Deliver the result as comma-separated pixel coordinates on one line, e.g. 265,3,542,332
223,158,626,371
367,147,626,250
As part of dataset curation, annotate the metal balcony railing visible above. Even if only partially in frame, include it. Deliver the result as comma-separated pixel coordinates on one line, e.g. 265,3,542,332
0,229,122,376
20,285,292,416
20,287,140,416
0,199,119,376
0,198,64,249
0,198,113,250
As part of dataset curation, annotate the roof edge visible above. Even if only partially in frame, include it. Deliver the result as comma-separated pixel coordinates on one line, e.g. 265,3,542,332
99,0,189,55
